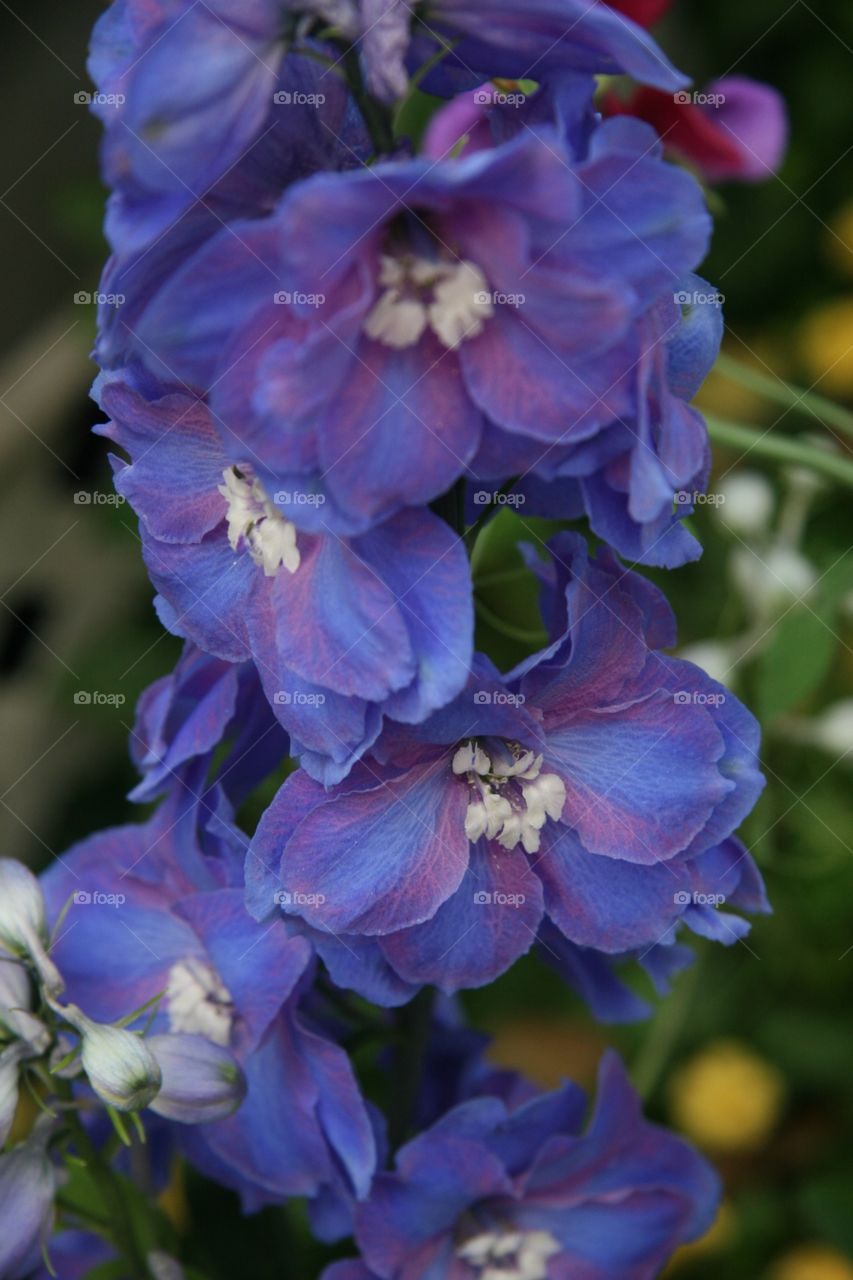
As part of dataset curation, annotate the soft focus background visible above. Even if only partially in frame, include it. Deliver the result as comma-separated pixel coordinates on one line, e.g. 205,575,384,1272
1,2,851,1278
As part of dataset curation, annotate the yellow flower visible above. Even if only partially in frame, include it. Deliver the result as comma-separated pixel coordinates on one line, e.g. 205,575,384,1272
798,298,853,397
668,1040,785,1153
770,1244,853,1280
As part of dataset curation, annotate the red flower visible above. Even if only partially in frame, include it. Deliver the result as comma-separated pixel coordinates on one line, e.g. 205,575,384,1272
603,78,788,184
605,0,674,28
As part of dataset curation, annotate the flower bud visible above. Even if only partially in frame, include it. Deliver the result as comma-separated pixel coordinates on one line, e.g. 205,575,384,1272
0,860,63,997
0,1117,59,1279
0,957,50,1053
0,956,30,1015
147,1033,246,1124
0,1041,30,1145
77,1017,162,1112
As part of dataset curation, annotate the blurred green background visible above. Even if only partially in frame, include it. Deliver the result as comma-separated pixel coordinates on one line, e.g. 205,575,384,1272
0,2,851,1278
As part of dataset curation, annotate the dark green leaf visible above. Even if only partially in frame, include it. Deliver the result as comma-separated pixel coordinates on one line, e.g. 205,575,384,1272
758,606,837,719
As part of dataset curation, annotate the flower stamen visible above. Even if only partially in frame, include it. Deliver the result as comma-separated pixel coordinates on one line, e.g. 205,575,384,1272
452,740,565,854
219,465,300,577
364,253,492,350
166,956,234,1047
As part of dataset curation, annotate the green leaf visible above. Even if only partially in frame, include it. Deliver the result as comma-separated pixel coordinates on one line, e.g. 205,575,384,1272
61,1159,177,1259
57,1162,106,1222
757,606,837,720
758,1011,853,1087
82,1262,129,1280
392,88,442,147
799,1172,853,1254
715,351,853,440
706,415,853,486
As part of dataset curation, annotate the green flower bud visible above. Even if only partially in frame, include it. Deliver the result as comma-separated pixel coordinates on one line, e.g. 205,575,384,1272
77,1017,162,1112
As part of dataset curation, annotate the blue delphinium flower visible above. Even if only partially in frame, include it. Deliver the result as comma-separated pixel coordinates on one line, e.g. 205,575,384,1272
93,47,370,377
323,1051,719,1280
89,1,372,251
121,117,713,564
466,284,721,568
40,783,376,1216
10,0,782,1269
423,94,724,567
96,372,473,783
362,0,686,101
247,533,766,992
126,639,288,806
90,0,684,249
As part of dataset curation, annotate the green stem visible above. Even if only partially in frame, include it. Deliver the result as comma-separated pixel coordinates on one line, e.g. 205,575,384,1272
388,988,436,1152
58,1086,150,1280
340,43,395,155
632,959,699,1101
715,352,853,441
55,1194,111,1230
464,478,521,552
705,415,853,486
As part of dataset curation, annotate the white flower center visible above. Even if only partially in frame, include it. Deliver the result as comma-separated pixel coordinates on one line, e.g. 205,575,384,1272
458,1228,561,1280
166,956,234,1047
219,466,300,577
452,741,566,855
363,253,492,350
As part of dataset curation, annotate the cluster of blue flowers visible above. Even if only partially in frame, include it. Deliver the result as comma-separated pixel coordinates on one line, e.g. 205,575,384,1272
1,2,777,1277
